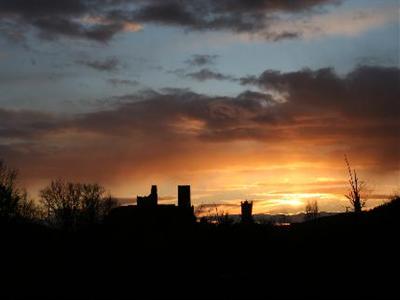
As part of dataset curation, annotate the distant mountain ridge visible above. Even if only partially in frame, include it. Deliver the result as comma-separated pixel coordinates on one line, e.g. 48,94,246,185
226,211,339,224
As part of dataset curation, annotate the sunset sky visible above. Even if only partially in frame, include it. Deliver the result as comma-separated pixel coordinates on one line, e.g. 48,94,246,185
0,0,399,214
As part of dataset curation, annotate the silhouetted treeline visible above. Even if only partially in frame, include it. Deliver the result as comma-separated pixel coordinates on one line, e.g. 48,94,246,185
0,160,118,229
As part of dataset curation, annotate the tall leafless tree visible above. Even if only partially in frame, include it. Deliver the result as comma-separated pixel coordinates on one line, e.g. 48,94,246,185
345,155,366,213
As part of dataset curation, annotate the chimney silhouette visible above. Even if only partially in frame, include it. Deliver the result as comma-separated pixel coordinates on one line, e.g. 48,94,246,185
241,200,253,223
178,185,191,208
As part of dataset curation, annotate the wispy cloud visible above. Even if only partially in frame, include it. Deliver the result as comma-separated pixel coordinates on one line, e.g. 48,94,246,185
185,54,219,67
107,78,140,87
185,68,236,82
76,57,121,72
265,5,399,40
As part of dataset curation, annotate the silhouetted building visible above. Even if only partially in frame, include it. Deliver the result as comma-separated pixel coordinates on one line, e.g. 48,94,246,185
241,200,253,224
108,185,195,227
178,185,191,209
137,185,158,208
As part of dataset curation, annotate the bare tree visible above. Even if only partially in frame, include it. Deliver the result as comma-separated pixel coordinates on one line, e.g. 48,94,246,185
100,194,119,218
304,200,319,221
0,160,39,220
17,194,42,221
40,179,118,229
40,179,79,228
80,183,106,224
0,160,21,219
345,155,366,213
195,203,232,225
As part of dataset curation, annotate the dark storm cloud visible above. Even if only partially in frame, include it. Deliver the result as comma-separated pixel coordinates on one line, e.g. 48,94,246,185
1,66,398,180
0,0,337,42
76,57,121,72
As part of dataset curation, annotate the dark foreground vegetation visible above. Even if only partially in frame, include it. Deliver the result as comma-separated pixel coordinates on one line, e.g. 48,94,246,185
1,160,399,299
1,196,399,300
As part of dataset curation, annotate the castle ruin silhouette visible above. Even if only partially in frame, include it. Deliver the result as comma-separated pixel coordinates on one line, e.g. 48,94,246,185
108,185,195,226
108,185,255,226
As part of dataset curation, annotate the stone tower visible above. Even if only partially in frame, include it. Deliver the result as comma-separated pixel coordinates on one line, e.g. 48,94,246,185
178,185,191,209
241,200,253,223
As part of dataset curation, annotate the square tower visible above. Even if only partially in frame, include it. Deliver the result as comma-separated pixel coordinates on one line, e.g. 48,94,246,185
178,185,191,208
241,200,253,223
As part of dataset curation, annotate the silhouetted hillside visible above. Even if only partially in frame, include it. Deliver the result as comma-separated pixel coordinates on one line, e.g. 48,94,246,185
369,195,400,216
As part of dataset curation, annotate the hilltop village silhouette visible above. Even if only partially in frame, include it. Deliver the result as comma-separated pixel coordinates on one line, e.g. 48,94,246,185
108,185,254,226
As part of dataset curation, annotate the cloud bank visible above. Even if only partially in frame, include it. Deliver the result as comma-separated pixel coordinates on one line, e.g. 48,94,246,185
1,66,398,190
